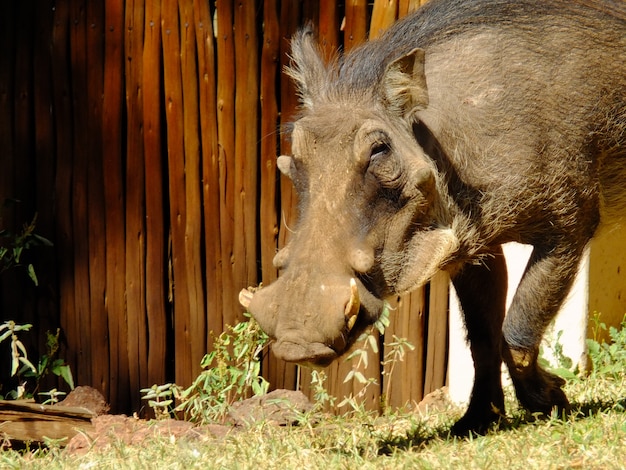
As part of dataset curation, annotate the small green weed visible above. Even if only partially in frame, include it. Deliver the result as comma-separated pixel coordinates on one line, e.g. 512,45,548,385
0,203,69,401
142,313,270,423
0,208,53,286
0,322,74,400
586,312,626,379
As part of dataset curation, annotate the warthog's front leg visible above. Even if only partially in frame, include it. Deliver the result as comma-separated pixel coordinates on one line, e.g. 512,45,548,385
451,246,508,435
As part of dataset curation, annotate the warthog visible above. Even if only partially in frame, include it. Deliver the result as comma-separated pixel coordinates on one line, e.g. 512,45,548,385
240,0,626,434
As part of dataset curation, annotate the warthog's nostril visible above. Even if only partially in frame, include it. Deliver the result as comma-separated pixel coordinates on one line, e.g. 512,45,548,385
344,278,360,332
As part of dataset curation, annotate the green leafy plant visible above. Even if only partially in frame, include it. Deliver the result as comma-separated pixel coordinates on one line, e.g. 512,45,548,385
1,206,71,401
140,383,175,420
0,320,37,398
0,322,74,400
38,388,67,406
586,312,626,379
539,329,578,381
142,313,270,423
335,302,415,412
309,369,336,410
24,328,75,395
0,210,53,286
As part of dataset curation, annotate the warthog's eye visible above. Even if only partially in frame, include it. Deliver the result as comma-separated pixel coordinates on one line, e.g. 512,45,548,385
367,140,404,192
370,142,391,161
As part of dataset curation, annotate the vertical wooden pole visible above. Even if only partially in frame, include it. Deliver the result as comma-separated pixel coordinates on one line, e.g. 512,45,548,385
102,0,128,411
215,0,237,329
233,0,259,311
383,294,427,408
318,1,339,58
51,0,79,400
162,0,193,387
143,0,168,387
33,1,61,357
424,270,449,394
193,0,223,349
69,0,93,388
260,0,280,289
125,0,147,410
0,2,38,364
399,0,425,17
370,0,398,39
0,2,14,207
179,0,207,375
343,0,368,52
86,0,109,400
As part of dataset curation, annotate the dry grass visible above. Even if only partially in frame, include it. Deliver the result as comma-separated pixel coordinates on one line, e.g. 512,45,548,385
4,318,626,469
3,371,625,470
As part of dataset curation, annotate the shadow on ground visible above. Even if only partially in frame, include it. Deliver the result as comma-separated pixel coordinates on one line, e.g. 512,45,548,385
376,396,626,456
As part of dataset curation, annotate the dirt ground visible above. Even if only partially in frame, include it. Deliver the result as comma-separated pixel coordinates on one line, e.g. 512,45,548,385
60,385,452,455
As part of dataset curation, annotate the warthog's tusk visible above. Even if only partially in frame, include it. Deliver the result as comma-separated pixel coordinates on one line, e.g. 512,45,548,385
344,278,360,331
239,288,254,309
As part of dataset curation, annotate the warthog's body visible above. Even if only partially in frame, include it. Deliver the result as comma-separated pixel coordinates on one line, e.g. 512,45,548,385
241,0,626,433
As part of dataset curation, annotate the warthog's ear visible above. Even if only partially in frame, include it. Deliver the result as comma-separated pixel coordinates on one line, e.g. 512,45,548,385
286,27,328,110
382,48,429,118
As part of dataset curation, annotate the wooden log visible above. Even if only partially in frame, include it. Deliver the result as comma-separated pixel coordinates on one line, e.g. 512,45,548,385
318,1,339,58
0,3,21,365
0,2,14,207
33,1,61,351
193,0,224,349
143,0,167,387
69,0,94,388
125,0,148,411
0,400,94,443
179,0,207,375
399,0,425,17
162,0,194,387
383,293,427,409
424,270,450,394
343,0,368,51
277,0,300,254
85,0,109,401
370,0,398,39
102,0,129,412
215,0,237,329
233,0,259,313
260,0,280,289
51,0,80,401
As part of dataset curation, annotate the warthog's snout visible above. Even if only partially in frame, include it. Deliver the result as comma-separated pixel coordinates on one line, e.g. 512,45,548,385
240,276,380,366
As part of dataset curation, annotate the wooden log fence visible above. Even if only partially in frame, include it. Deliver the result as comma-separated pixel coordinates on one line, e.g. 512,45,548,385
0,0,447,415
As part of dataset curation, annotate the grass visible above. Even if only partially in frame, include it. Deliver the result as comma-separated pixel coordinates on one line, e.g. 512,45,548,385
3,317,626,469
3,372,625,469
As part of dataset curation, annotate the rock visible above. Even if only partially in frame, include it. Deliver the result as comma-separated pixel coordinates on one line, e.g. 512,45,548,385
227,389,314,426
58,386,110,416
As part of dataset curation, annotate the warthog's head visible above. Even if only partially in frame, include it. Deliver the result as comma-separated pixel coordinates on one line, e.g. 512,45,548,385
240,30,459,367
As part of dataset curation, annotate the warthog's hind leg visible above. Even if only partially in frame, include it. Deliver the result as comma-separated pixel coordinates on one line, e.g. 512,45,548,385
502,245,581,417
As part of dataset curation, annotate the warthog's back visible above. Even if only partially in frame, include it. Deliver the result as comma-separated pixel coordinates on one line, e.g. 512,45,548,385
341,0,626,247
